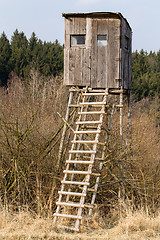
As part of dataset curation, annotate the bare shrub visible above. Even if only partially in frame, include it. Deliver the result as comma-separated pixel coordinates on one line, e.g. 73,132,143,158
125,97,160,211
0,70,159,237
0,71,69,214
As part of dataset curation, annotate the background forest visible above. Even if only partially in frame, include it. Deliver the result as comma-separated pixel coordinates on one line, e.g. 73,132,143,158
0,31,159,239
0,30,160,100
0,30,63,86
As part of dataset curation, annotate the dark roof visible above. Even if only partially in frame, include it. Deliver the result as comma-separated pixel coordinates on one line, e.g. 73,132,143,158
62,12,122,18
62,12,131,30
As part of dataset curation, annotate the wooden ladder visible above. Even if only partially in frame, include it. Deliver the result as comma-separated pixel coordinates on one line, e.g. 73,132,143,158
53,88,115,232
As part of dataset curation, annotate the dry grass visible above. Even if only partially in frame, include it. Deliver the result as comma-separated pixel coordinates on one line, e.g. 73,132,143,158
108,210,160,240
0,205,160,240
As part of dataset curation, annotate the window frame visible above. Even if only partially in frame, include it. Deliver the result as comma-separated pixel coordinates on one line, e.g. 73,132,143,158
97,34,107,46
70,34,86,47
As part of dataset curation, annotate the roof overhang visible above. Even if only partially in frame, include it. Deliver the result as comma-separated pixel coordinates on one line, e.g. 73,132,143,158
62,12,123,18
62,12,131,30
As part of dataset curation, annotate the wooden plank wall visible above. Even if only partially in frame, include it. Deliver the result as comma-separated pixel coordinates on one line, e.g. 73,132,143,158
121,18,132,89
64,49,69,85
97,19,108,88
89,18,121,89
90,19,109,88
64,17,88,86
90,19,97,88
107,19,121,89
82,48,90,86
63,16,131,89
82,18,92,86
70,17,86,34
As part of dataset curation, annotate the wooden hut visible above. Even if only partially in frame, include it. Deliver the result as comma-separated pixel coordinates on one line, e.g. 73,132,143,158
62,12,132,90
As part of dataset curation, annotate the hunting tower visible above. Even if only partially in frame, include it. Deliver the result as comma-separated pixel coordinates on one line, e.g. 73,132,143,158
54,12,132,232
63,12,132,90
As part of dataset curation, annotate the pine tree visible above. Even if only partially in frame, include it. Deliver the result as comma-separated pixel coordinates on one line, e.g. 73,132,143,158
132,50,160,99
0,32,12,86
10,29,29,78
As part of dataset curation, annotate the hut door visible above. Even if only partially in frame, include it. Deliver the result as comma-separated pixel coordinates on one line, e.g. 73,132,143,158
66,34,91,86
91,19,108,88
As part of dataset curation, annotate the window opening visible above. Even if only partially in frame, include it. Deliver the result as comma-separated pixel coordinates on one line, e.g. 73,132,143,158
125,36,129,50
71,35,85,46
97,35,107,46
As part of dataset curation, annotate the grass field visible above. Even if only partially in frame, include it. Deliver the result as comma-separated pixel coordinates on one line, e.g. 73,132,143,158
0,206,160,240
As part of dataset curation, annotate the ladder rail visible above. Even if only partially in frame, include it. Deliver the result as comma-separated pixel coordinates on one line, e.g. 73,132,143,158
54,87,119,232
65,87,90,203
54,94,84,224
88,104,115,217
67,87,93,231
57,91,73,170
74,88,109,231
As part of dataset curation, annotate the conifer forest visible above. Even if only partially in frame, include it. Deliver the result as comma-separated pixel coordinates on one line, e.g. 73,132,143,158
0,30,159,100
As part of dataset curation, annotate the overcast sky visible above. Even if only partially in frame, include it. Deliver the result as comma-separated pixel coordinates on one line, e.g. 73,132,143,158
0,0,159,52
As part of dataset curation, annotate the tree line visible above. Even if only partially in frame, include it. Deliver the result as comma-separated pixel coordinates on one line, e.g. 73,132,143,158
0,30,63,86
132,49,160,100
0,31,160,100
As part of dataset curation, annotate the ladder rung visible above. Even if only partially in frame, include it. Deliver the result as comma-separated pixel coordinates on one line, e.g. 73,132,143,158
63,170,92,175
81,126,97,129
76,121,102,125
56,201,84,208
61,180,90,186
109,89,124,93
69,88,81,92
61,225,77,231
69,104,79,108
69,150,96,154
84,204,94,208
87,89,107,92
74,130,101,134
54,213,82,219
78,111,105,115
72,140,98,144
66,160,93,164
86,105,110,108
91,172,101,177
79,102,106,106
58,191,86,196
87,188,96,192
82,92,108,96
98,142,106,146
115,104,123,108
78,104,122,108
82,156,104,161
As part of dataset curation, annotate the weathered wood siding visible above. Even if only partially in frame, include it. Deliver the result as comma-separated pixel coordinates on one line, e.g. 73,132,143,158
63,14,132,89
64,17,90,86
121,18,132,89
90,19,108,88
107,19,121,89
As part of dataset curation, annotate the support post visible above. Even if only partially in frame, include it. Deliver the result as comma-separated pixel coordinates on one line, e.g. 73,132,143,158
57,90,73,171
119,88,125,199
125,90,132,185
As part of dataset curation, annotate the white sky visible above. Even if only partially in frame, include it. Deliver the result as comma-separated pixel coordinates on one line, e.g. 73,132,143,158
0,0,159,52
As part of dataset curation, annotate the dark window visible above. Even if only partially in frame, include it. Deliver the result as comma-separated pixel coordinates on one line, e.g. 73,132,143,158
125,36,129,50
71,35,85,46
97,35,107,46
